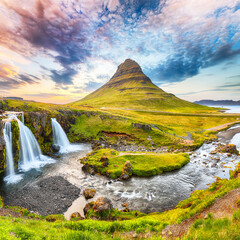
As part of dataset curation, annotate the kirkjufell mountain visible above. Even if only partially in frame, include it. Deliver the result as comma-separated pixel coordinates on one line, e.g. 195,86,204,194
72,59,211,112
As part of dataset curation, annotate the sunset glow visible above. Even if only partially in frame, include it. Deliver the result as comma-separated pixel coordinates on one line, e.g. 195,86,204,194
0,0,239,103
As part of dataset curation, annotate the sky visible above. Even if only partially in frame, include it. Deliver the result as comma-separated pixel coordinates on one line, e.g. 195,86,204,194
0,0,240,104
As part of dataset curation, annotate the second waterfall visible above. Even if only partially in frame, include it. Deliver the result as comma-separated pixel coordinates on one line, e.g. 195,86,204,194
51,118,81,153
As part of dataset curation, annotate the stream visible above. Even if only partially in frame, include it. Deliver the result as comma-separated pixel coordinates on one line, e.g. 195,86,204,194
1,123,240,219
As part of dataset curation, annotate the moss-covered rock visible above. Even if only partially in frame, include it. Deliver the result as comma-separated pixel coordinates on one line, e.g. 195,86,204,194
83,188,96,200
11,120,20,166
215,144,239,155
24,112,54,154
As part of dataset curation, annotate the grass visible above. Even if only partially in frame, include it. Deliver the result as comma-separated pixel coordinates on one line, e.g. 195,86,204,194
2,99,240,151
69,113,181,148
184,216,240,240
0,216,121,240
102,109,240,139
81,148,190,179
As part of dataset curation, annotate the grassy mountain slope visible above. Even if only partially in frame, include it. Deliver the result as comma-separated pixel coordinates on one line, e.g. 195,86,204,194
71,59,214,113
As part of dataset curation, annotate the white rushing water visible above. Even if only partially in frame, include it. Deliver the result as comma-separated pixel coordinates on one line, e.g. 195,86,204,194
51,118,81,153
16,117,54,172
3,121,22,184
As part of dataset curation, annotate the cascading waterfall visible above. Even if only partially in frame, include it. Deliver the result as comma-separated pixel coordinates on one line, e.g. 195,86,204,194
3,120,22,184
13,116,54,172
3,122,14,177
51,118,70,153
16,117,43,171
51,118,81,153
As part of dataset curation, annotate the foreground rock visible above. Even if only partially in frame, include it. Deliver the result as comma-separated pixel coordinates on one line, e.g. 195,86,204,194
84,197,113,220
83,188,96,199
93,197,113,213
2,176,80,216
213,144,239,155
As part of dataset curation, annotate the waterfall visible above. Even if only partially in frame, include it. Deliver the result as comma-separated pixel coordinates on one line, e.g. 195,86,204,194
3,120,22,184
16,117,54,171
51,118,70,153
3,122,15,176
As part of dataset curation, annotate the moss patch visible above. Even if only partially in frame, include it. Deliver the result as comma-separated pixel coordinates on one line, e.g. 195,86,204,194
81,148,190,179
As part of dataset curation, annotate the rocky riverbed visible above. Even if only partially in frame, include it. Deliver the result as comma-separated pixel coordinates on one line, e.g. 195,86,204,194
2,176,80,216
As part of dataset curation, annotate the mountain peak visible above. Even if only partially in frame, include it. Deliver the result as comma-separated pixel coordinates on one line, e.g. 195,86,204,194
112,59,143,78
108,59,152,86
73,59,208,112
119,58,142,70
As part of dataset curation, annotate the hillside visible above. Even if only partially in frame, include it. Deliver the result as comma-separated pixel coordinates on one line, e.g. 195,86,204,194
71,59,213,113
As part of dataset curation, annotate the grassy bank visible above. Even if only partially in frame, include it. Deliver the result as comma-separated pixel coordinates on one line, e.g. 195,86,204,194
81,148,190,179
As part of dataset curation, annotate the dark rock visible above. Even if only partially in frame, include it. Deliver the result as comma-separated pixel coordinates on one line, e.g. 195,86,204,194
92,197,113,213
89,168,96,175
132,123,152,131
83,201,95,215
120,161,132,180
51,144,60,153
83,188,96,200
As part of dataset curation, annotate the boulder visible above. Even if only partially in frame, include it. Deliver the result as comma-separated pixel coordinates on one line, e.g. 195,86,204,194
51,144,60,153
92,197,113,213
215,144,239,155
83,188,96,200
120,161,132,180
83,201,95,216
132,123,152,131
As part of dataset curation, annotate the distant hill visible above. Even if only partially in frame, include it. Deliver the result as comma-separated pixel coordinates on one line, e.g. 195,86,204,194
195,100,240,106
71,59,213,113
3,97,24,100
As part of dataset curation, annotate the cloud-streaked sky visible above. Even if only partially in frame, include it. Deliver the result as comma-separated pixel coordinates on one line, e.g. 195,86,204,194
0,0,239,104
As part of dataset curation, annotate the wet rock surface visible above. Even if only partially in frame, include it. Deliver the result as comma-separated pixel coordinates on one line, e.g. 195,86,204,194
51,144,60,153
2,176,80,216
0,119,5,170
